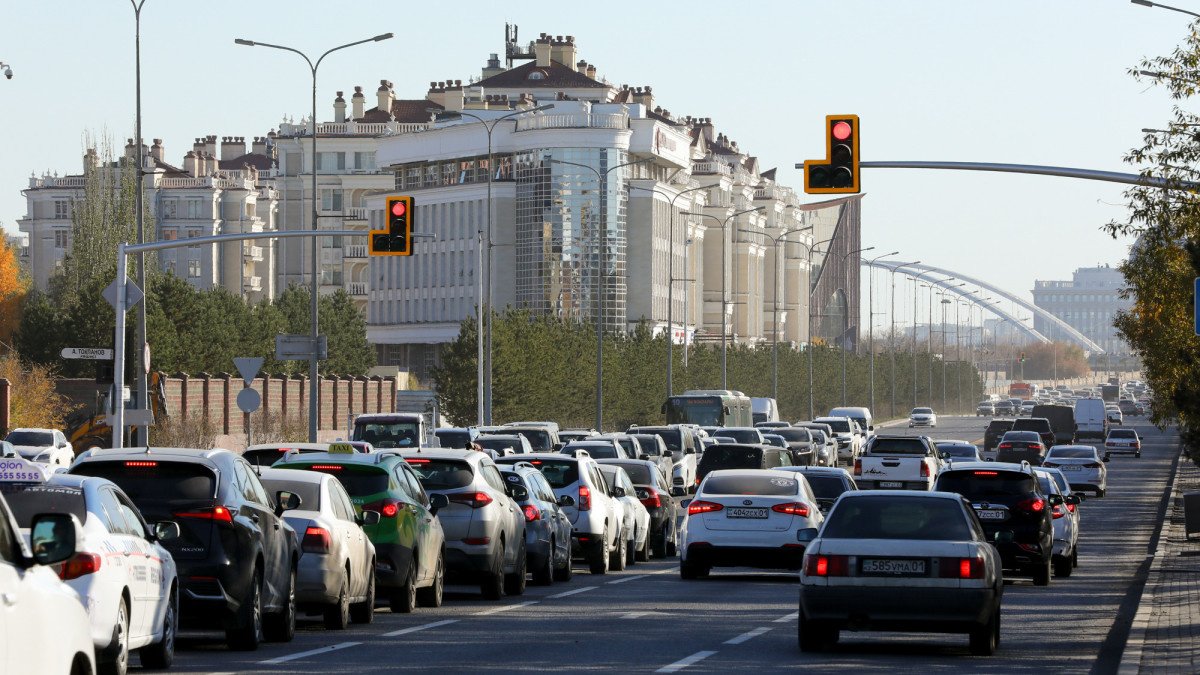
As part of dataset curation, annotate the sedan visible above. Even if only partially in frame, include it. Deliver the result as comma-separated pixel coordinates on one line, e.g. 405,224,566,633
1105,428,1142,458
776,466,858,515
909,408,938,428
976,402,996,417
1035,469,1081,578
599,464,651,565
936,440,984,463
3,428,74,468
1042,445,1108,497
798,491,1004,655
995,430,1047,465
599,458,679,558
680,469,823,578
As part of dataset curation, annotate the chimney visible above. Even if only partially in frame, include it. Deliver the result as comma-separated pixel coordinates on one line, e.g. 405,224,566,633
444,79,464,112
251,136,268,156
205,135,217,159
192,137,205,156
124,138,137,162
577,60,587,74
550,35,577,66
586,64,597,80
351,86,365,119
184,150,199,177
482,53,504,80
333,91,346,123
220,136,245,161
150,138,164,162
534,33,552,67
377,79,393,116
83,148,99,171
632,85,653,111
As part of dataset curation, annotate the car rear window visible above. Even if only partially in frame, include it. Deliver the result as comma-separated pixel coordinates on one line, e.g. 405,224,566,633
243,447,324,467
717,429,761,444
1,485,88,527
259,478,321,511
1048,447,1096,459
936,471,1036,498
1110,430,1136,438
632,436,664,455
524,459,580,489
563,443,619,459
476,437,523,454
803,475,850,500
820,419,851,433
605,462,653,485
822,496,972,541
73,460,217,503
867,438,928,454
403,459,474,490
510,429,553,452
941,445,979,458
1002,431,1041,442
700,447,764,471
703,474,797,496
435,431,473,449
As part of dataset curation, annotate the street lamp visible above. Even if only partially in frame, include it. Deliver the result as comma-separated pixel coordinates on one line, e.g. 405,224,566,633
1130,0,1200,18
0,61,12,80
909,269,938,408
887,261,920,418
840,246,873,405
795,237,834,419
739,225,814,400
236,32,393,442
428,105,554,425
864,251,899,415
131,0,150,446
682,206,765,389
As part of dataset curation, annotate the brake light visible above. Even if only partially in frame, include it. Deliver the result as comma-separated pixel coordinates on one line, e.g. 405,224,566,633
687,500,724,516
58,552,102,581
578,485,592,511
363,499,401,518
174,506,233,524
308,465,343,471
998,443,1013,449
1017,497,1046,513
447,492,493,509
124,461,157,468
973,471,998,476
1052,505,1065,520
302,526,332,553
853,459,862,476
771,502,810,517
1031,444,1044,451
639,491,662,509
920,462,930,478
939,556,985,579
523,505,541,522
530,460,542,465
404,458,431,464
804,554,849,577
1066,503,1076,513
1134,441,1141,449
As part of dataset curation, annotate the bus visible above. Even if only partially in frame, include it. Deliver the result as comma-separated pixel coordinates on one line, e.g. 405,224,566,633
662,390,753,427
1009,382,1038,400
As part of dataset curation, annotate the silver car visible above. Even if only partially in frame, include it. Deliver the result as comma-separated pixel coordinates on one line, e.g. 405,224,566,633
598,464,651,565
1035,468,1081,579
259,468,378,629
1042,445,1108,497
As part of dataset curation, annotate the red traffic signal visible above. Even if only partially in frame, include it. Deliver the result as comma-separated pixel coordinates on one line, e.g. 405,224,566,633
803,115,860,194
370,196,414,256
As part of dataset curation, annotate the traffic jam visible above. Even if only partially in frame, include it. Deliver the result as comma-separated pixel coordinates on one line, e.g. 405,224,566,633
0,381,1149,672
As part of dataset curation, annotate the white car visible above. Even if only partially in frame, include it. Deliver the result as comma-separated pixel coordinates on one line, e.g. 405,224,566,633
0,485,96,675
1106,408,1124,425
598,464,651,564
908,408,937,428
3,428,75,468
1042,445,1108,497
4,459,179,673
1105,428,1141,457
813,417,862,463
680,469,823,578
1035,468,1081,578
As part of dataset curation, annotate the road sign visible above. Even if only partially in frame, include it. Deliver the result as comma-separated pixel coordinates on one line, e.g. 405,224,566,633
106,408,154,428
61,347,114,360
236,387,262,414
275,334,328,361
233,357,264,388
101,278,144,310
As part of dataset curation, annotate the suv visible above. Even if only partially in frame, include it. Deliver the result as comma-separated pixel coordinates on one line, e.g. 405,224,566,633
502,424,563,453
626,426,699,496
475,434,534,456
983,419,1016,459
496,452,623,575
813,417,862,463
934,461,1055,586
71,447,299,650
561,439,628,460
498,462,573,584
695,444,794,487
397,449,527,599
1011,417,1055,449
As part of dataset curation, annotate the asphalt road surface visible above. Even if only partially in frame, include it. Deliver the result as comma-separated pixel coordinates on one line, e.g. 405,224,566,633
163,415,1176,674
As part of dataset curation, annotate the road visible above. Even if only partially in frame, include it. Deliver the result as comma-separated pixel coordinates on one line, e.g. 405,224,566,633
164,415,1176,674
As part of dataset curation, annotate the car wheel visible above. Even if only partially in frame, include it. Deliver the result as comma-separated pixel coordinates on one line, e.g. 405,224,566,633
969,606,1000,656
1053,555,1073,578
532,539,555,586
481,542,506,599
666,526,679,557
99,597,129,675
798,609,836,652
611,532,628,571
1136,451,1142,458
636,532,651,562
139,584,176,669
588,530,609,575
504,541,527,596
1097,488,1106,498
1032,557,1051,587
390,560,418,612
226,569,264,651
680,560,705,580
1072,545,1080,569
653,525,669,559
323,570,351,630
626,534,637,566
350,565,376,623
553,538,574,582
264,565,296,642
417,552,444,608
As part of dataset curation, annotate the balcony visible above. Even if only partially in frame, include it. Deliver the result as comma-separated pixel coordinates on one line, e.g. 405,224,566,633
346,281,368,297
244,276,262,292
692,161,732,176
344,244,368,259
243,245,263,261
27,176,87,189
514,112,629,132
278,120,433,138
345,207,368,221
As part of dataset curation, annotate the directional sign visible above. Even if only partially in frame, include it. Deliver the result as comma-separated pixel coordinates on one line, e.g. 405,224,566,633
61,347,114,360
101,278,144,310
233,357,264,388
106,408,154,428
275,334,328,361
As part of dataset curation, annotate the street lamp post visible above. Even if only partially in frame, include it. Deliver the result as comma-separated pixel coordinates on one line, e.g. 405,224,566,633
1130,0,1200,18
910,270,937,407
841,246,874,405
864,251,898,416
797,238,834,419
131,0,150,446
887,261,921,419
235,32,394,442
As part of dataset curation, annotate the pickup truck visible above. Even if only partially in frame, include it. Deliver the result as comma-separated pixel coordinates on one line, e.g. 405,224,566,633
853,435,943,491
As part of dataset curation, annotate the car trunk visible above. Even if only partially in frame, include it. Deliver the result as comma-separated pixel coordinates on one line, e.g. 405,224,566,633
699,494,799,532
808,539,974,587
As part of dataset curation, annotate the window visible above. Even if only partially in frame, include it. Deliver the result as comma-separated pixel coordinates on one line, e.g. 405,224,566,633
114,492,147,538
317,152,345,171
187,260,201,278
96,488,135,535
54,230,69,249
186,199,201,219
321,189,344,212
482,465,507,492
354,152,376,171
0,501,18,563
329,483,354,522
163,200,177,219
54,200,69,219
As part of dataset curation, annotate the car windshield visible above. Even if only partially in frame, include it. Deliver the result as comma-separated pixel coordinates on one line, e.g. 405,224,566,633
821,419,851,433
605,462,653,484
353,420,420,449
703,474,798,496
4,431,53,446
822,496,972,541
1049,447,1096,459
435,431,473,449
72,461,217,504
404,459,473,490
774,429,811,443
1,484,88,527
912,408,933,415
523,459,579,489
937,471,1036,498
259,478,321,511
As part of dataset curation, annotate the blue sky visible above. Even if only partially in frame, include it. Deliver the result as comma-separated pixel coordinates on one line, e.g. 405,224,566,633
0,0,1187,326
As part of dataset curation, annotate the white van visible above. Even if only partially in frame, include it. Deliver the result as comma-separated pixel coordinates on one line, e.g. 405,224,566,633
828,407,874,441
751,397,780,425
1074,398,1107,441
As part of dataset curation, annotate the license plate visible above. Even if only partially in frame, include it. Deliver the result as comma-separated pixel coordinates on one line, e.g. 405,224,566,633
879,481,903,488
1062,465,1082,471
726,507,768,519
976,509,1007,520
860,558,927,576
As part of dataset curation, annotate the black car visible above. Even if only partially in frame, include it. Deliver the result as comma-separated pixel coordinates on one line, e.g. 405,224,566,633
992,401,1016,416
1011,417,1056,449
499,462,573,584
598,458,678,558
695,444,793,488
1031,405,1076,445
996,430,1048,465
984,419,1016,455
770,427,817,466
71,448,299,650
779,466,858,514
1118,399,1140,416
935,462,1055,585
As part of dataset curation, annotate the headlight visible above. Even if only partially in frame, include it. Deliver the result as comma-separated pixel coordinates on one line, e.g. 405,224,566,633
34,452,51,462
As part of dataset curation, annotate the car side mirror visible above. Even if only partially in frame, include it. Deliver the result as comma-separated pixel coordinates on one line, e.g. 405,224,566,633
639,453,650,461
1066,494,1081,505
553,443,563,451
359,510,382,526
685,447,695,455
29,513,77,566
275,490,301,515
940,452,951,460
152,521,181,542
429,493,450,514
612,486,626,498
868,425,874,431
557,494,576,507
796,527,819,543
507,485,529,501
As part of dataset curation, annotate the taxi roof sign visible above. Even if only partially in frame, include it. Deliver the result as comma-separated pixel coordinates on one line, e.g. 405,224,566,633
328,442,356,455
0,457,53,483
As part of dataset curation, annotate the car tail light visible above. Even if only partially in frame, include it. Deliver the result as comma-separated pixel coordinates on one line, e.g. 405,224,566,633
523,505,541,522
1052,505,1065,520
771,502,810,517
447,492,493,509
639,491,662,509
998,443,1013,449
920,462,930,478
853,459,862,476
404,458,431,464
124,460,157,468
1031,443,1043,451
1134,441,1141,449
58,552,102,581
973,471,998,476
302,526,332,553
308,464,343,471
937,556,985,579
174,506,233,524
687,500,724,516
1017,497,1046,513
1066,503,1077,513
578,485,592,511
363,499,401,518
804,554,849,577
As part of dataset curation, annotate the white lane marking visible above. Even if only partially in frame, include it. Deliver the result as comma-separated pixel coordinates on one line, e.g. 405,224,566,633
656,650,719,673
621,610,668,619
474,600,539,616
773,611,799,623
382,619,459,637
548,585,597,599
607,574,649,585
258,641,361,665
724,626,772,645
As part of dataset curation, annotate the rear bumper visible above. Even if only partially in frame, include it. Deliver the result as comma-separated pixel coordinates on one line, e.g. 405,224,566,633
684,543,806,570
800,585,997,629
855,479,932,491
176,555,253,627
295,553,342,607
372,543,416,589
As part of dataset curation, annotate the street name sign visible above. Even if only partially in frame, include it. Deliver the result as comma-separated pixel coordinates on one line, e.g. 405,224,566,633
275,334,328,361
61,347,114,360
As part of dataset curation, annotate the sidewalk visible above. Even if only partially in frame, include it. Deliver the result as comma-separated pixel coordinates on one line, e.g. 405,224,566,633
1120,443,1199,674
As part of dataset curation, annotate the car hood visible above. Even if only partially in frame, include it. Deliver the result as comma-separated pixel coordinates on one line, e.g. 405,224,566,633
11,445,52,458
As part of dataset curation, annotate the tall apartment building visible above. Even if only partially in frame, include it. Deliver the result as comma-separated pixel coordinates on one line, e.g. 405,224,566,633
1032,264,1131,355
19,136,278,302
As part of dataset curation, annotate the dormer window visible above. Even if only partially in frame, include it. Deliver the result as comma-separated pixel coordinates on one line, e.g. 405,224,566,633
528,70,546,81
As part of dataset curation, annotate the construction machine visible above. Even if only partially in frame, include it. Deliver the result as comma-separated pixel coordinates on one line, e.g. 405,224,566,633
66,371,168,453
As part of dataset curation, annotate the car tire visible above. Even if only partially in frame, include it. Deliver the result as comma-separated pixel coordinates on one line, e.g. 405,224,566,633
553,539,574,582
417,552,444,608
798,610,836,652
588,531,609,575
653,526,669,559
350,565,376,623
1097,488,1106,498
636,532,651,562
1032,557,1051,587
226,569,264,651
626,535,637,566
969,606,1001,656
666,526,679,557
1053,555,1073,578
1072,546,1080,569
1136,451,1142,458
324,571,351,630
139,584,176,669
504,541,527,596
611,533,628,572
680,560,703,580
532,539,555,586
99,597,129,675
390,561,418,612
264,565,296,642
481,543,506,599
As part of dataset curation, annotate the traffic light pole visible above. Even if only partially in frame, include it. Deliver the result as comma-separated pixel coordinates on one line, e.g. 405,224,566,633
857,161,1199,191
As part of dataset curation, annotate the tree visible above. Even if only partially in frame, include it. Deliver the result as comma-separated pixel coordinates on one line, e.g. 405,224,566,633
0,236,26,351
0,354,74,430
1017,342,1090,380
272,285,375,376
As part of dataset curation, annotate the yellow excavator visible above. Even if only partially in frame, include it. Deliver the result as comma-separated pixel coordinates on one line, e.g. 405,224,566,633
66,371,168,453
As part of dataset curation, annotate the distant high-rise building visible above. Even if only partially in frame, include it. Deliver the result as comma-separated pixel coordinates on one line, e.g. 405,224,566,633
1032,265,1131,355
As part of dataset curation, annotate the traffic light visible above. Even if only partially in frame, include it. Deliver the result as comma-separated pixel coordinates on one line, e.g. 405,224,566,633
1020,352,1026,363
802,115,860,194
369,196,414,256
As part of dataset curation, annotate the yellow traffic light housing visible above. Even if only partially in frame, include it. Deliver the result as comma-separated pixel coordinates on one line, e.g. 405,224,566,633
804,115,860,194
370,196,414,256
